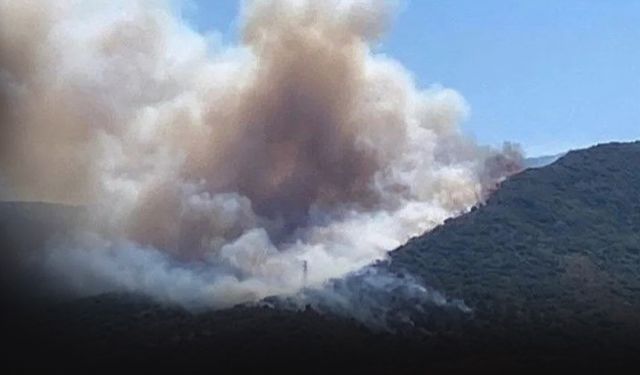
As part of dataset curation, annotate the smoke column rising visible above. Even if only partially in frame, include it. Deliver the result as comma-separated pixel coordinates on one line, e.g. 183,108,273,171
0,0,522,308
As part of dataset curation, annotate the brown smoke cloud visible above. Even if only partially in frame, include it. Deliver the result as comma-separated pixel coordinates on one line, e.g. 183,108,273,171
0,0,522,307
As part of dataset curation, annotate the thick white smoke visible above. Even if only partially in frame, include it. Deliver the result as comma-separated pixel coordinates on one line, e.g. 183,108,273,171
0,0,522,309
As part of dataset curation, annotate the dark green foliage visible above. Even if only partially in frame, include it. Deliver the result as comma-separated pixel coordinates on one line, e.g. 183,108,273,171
3,141,640,371
389,141,640,337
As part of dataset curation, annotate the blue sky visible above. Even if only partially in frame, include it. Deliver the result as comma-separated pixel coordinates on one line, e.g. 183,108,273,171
181,0,640,156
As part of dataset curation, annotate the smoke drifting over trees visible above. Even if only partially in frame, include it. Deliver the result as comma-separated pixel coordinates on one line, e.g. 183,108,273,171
0,0,521,308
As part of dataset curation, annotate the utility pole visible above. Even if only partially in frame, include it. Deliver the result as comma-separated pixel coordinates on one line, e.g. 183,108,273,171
302,260,308,288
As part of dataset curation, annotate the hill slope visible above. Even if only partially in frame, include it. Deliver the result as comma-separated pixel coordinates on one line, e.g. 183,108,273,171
390,141,640,338
2,141,640,371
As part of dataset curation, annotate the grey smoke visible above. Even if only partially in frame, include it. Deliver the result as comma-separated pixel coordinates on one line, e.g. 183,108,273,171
266,265,471,331
0,0,523,309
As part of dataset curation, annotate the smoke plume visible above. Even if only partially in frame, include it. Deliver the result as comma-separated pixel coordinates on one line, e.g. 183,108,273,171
0,0,522,308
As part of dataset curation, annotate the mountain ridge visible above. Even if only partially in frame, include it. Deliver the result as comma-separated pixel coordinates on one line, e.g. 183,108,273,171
2,141,640,371
388,141,640,334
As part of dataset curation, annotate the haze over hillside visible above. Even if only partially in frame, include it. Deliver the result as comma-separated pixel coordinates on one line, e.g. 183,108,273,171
0,0,522,308
1,1,637,372
524,153,564,169
2,141,640,372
